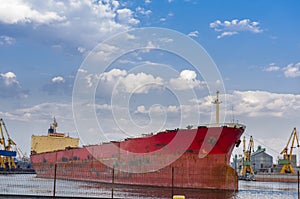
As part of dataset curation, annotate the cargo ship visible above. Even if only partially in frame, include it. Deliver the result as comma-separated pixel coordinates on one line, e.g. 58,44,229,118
30,92,245,190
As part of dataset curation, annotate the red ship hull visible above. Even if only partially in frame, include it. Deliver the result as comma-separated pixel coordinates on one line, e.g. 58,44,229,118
30,124,245,190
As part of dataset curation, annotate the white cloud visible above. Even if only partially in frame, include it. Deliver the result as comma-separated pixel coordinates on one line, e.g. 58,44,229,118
188,31,199,38
0,0,140,50
111,1,120,9
0,35,15,45
85,69,207,98
158,37,173,43
93,103,112,111
136,105,147,113
99,68,127,83
91,68,207,101
78,69,87,73
145,0,151,3
136,7,152,15
264,63,281,72
282,62,300,78
85,74,100,88
43,75,73,95
8,90,300,122
52,76,65,83
92,69,164,100
210,19,263,39
89,69,126,92
117,8,140,25
77,46,86,53
217,31,238,39
81,70,300,123
0,72,28,98
226,90,300,118
168,12,174,17
118,72,163,94
169,70,205,90
146,41,157,49
0,102,78,154
0,72,19,86
167,105,179,112
0,0,65,24
263,62,300,78
138,41,158,53
139,105,179,114
180,70,196,80
190,90,300,120
1,102,73,122
159,12,173,22
90,43,121,62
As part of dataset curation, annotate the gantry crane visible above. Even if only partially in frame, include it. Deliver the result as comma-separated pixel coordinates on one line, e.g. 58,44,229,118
279,127,299,174
241,136,254,177
0,118,17,169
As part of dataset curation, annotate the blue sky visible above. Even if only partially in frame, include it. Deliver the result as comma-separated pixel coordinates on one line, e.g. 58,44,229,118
0,0,300,160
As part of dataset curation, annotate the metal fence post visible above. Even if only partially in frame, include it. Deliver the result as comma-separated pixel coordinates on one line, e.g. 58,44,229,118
112,167,115,199
172,166,174,198
297,170,300,199
53,163,57,198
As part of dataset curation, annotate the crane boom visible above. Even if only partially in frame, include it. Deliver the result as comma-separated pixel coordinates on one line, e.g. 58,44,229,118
279,127,299,174
241,136,254,179
0,118,17,169
0,119,6,149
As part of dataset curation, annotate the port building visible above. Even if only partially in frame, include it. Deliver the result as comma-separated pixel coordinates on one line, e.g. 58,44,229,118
251,146,273,173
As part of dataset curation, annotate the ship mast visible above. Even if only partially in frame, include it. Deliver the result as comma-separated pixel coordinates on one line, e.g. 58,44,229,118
52,117,57,133
212,91,222,124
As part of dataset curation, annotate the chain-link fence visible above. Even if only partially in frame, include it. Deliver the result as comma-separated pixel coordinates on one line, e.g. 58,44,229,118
0,166,299,198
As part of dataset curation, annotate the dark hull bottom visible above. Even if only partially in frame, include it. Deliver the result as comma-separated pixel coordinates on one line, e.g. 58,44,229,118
0,168,35,174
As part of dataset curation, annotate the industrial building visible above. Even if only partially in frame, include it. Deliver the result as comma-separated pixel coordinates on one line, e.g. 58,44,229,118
234,145,273,174
251,145,273,173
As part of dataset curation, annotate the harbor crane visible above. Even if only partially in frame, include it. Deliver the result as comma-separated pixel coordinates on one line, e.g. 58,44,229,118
241,136,255,178
0,118,17,169
279,127,299,174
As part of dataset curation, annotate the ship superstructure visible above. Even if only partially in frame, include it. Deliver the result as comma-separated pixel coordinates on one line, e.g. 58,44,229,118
31,118,79,154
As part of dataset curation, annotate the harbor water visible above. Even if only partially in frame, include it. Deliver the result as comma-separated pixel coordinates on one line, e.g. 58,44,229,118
0,174,297,198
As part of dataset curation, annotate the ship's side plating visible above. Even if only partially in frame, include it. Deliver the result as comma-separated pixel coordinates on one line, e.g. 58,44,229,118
31,123,245,190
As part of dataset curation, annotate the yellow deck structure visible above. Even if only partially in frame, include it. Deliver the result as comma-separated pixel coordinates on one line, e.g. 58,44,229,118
31,134,79,154
31,118,79,154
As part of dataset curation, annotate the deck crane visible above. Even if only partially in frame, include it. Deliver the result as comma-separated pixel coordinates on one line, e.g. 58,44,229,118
0,118,17,169
279,127,299,174
241,136,255,178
